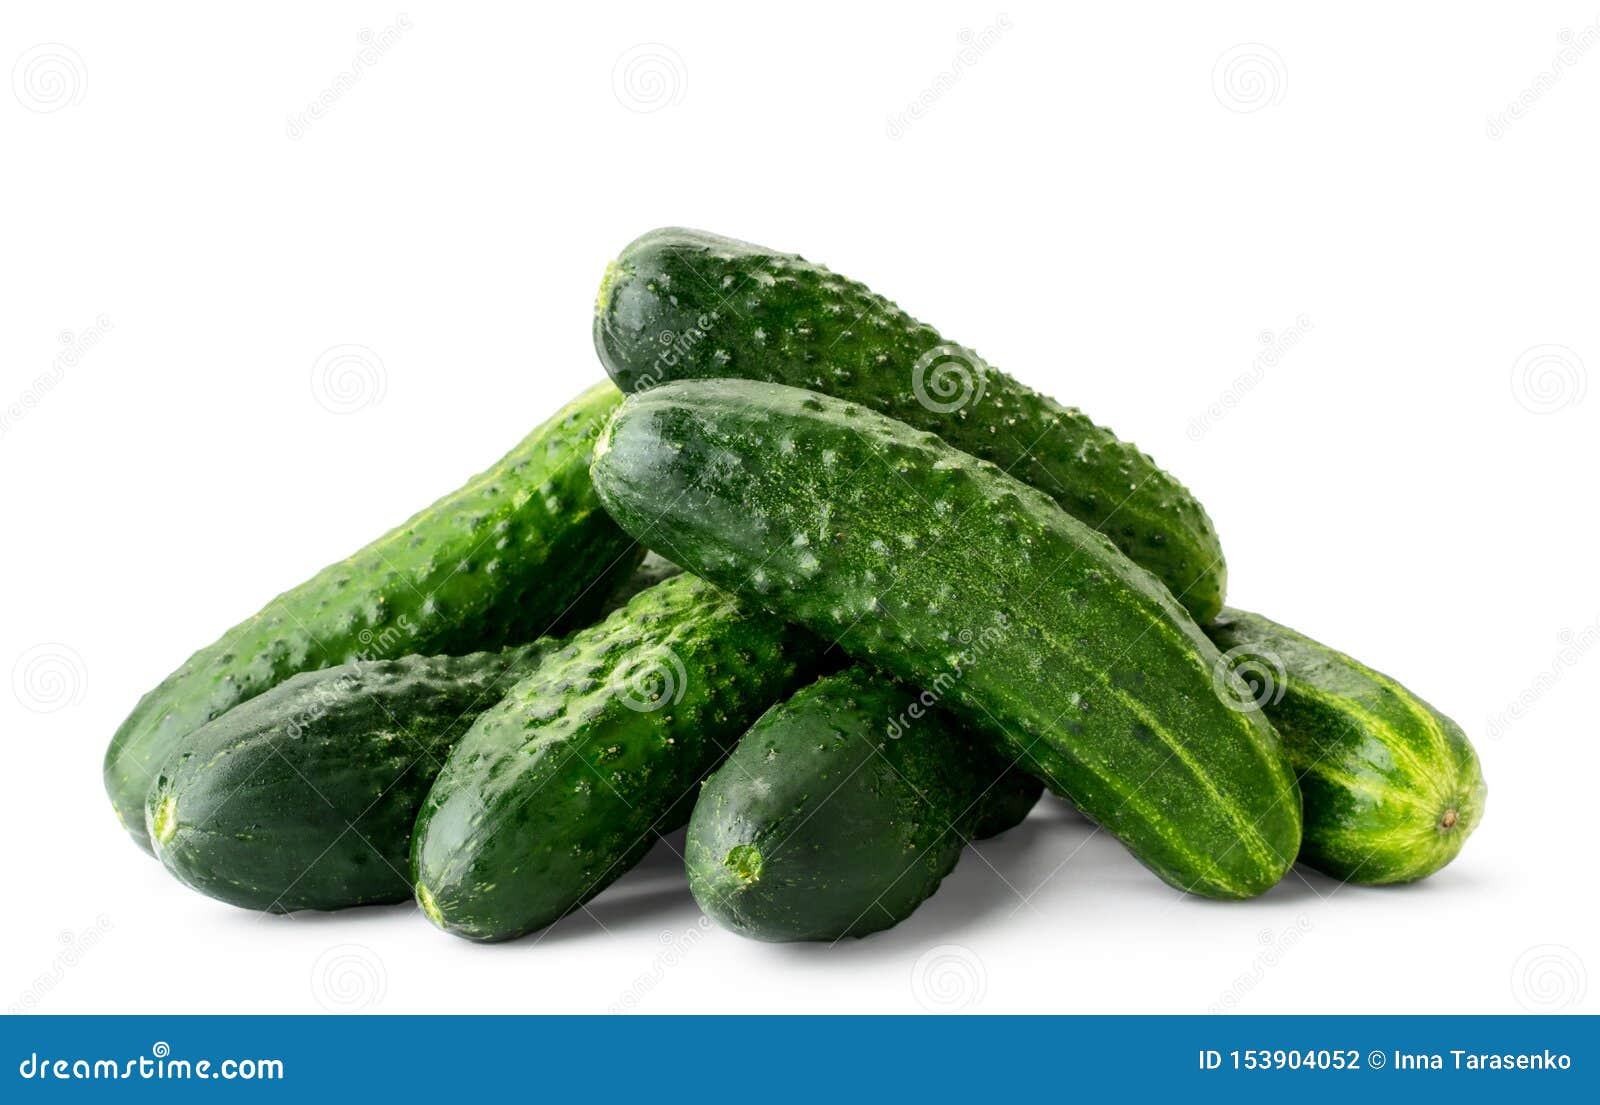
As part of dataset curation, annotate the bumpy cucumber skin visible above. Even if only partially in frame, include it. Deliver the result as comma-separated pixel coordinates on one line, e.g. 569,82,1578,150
146,645,548,912
106,381,642,854
591,380,1301,899
1206,608,1486,884
411,575,823,942
688,666,1040,942
594,227,1225,622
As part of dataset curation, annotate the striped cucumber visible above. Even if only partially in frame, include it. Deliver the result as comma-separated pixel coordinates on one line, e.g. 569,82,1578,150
687,666,1041,941
411,574,824,941
1207,608,1486,883
105,381,641,853
590,379,1301,899
594,227,1226,621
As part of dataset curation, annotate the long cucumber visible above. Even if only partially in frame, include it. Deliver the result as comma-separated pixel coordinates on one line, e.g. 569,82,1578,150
595,227,1227,620
590,379,1301,899
105,381,641,852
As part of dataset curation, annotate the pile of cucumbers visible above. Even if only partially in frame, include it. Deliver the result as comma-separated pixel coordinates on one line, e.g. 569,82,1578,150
109,228,1486,943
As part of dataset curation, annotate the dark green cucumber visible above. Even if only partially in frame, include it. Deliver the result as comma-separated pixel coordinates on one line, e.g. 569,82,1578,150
146,643,550,912
591,379,1301,899
594,227,1226,621
106,381,642,853
687,666,1041,942
1206,608,1486,884
142,556,684,913
411,574,824,941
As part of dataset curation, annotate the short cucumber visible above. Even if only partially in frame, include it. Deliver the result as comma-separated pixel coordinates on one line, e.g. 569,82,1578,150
411,574,824,941
1206,608,1486,884
591,379,1301,899
146,643,549,912
594,227,1226,621
105,381,642,853
144,557,682,913
687,666,1041,941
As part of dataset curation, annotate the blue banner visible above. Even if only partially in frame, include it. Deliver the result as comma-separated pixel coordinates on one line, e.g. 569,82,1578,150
4,1015,1594,1101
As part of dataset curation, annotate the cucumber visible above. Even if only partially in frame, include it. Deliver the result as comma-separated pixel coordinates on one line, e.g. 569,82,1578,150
591,379,1302,899
594,227,1226,622
1206,608,1486,884
105,381,642,853
146,643,549,912
143,556,684,913
411,574,824,941
687,666,1041,942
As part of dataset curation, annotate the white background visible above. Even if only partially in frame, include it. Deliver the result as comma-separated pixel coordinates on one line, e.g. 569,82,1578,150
2,2,1595,1015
